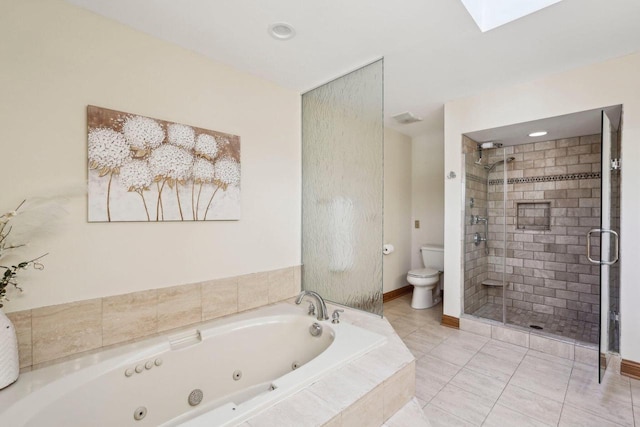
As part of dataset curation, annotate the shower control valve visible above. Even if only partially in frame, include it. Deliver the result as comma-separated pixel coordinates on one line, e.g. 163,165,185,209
470,215,488,225
473,232,487,245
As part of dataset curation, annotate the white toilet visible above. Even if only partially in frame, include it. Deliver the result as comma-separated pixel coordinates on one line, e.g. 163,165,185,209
407,244,444,309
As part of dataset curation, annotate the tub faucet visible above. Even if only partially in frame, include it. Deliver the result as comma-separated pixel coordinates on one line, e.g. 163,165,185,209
295,291,329,321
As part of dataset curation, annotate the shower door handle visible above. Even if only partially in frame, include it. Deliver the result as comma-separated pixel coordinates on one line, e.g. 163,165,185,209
587,229,619,265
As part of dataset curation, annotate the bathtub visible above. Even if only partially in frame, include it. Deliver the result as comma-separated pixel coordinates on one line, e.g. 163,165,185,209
0,303,385,426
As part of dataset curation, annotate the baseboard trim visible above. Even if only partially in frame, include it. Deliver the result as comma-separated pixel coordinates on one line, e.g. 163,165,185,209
441,314,460,329
383,285,412,303
621,358,640,380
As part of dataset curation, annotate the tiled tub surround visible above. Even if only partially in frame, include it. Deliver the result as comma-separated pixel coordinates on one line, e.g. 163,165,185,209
5,266,301,370
240,302,424,427
1,298,423,427
473,135,603,343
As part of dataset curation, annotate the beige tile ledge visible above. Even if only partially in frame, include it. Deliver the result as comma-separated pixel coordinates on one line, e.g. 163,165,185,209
7,265,302,370
243,302,417,427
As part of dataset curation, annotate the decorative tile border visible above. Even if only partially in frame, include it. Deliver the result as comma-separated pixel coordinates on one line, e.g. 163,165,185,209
489,172,600,186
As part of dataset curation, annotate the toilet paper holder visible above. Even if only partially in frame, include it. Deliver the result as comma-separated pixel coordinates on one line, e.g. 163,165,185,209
383,244,394,255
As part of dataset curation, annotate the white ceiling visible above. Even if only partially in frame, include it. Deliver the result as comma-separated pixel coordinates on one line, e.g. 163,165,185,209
465,105,622,146
66,0,640,137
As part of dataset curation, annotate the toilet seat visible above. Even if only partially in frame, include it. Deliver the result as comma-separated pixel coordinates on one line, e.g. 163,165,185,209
407,268,439,279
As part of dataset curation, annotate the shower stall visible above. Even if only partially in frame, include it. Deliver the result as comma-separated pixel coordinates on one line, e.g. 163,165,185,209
461,106,622,378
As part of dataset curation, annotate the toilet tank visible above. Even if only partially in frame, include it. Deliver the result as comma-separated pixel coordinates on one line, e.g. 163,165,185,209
421,244,444,271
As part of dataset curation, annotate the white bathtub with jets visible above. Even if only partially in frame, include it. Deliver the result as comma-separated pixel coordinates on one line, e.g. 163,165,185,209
0,302,385,426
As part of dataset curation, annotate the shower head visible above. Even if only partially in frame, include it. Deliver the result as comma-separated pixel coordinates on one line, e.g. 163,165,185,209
485,157,515,171
478,142,503,149
476,141,504,164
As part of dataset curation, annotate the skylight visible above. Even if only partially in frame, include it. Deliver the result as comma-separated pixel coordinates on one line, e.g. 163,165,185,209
460,0,564,32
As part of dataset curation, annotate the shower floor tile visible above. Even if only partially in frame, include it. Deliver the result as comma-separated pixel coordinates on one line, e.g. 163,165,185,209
472,302,599,344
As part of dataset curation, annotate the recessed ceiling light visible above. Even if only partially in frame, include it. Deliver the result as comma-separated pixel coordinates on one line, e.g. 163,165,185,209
529,131,548,137
268,23,296,40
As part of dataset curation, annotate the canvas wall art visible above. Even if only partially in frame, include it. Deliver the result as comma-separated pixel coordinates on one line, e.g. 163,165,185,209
87,106,241,222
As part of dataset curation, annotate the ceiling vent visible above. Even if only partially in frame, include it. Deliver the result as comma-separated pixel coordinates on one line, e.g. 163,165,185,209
392,112,422,125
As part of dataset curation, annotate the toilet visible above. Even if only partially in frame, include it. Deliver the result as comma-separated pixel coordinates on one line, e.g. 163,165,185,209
407,244,444,309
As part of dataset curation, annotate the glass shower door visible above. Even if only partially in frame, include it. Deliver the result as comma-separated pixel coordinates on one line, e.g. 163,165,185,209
607,110,622,355
594,107,622,382
301,60,384,315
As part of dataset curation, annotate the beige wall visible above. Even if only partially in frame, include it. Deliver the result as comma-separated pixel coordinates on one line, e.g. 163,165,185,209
0,0,301,311
383,128,412,293
411,115,445,269
444,52,640,363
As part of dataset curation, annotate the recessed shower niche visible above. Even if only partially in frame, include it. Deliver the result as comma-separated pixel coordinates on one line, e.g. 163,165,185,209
516,201,550,230
461,106,622,380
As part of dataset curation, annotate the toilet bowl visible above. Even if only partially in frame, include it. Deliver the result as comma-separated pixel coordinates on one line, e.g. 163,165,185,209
407,268,441,309
407,244,444,309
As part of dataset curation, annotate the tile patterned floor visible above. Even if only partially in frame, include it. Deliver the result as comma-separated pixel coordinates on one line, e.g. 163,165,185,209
384,294,639,426
472,302,599,344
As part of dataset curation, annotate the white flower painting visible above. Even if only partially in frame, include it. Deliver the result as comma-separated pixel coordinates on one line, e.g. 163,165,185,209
87,105,241,222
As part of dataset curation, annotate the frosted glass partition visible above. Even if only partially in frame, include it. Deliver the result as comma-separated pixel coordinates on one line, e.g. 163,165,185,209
301,60,384,315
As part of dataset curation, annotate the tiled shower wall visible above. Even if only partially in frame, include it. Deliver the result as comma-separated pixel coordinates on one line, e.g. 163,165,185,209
463,136,489,314
485,135,601,324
